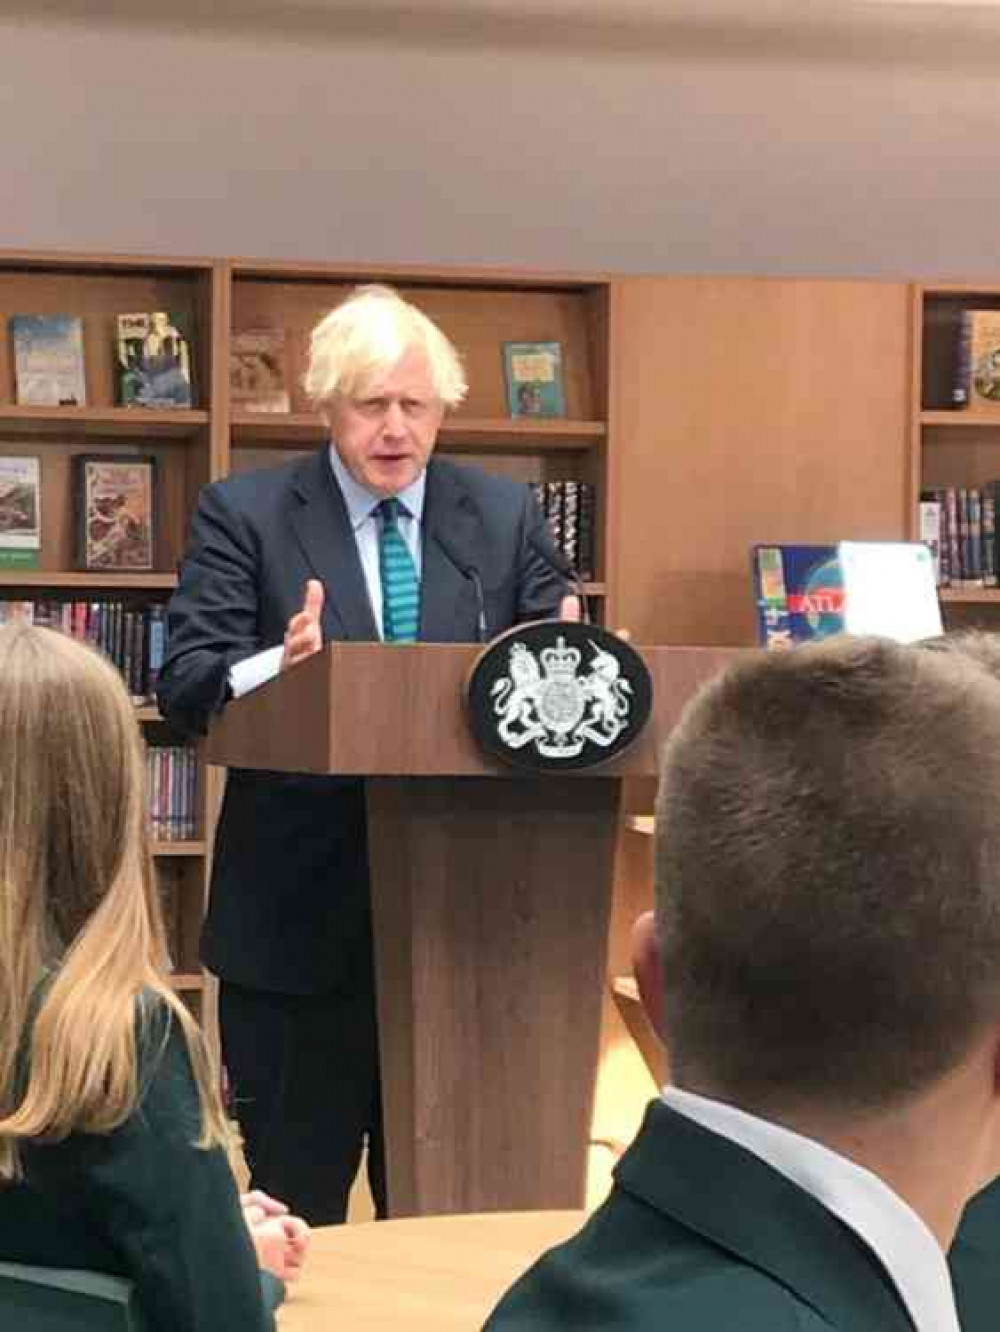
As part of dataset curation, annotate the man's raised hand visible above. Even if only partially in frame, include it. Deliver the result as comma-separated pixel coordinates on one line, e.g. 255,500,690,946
281,579,324,670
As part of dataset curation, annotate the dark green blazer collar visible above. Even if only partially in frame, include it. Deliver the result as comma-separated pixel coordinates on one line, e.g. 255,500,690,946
616,1100,917,1332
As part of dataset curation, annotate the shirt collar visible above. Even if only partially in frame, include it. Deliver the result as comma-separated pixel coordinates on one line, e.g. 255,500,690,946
328,443,426,531
662,1085,959,1332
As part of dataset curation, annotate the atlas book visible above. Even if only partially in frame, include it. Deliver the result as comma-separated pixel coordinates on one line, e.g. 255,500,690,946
10,314,86,406
503,341,566,417
115,312,193,408
751,544,843,648
73,454,156,571
229,328,291,413
0,455,41,570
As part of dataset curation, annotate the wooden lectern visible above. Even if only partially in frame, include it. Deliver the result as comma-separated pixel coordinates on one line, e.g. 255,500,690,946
207,642,738,1217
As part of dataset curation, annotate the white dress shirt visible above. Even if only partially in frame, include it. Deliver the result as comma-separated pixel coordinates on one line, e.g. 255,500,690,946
662,1085,960,1332
228,444,426,698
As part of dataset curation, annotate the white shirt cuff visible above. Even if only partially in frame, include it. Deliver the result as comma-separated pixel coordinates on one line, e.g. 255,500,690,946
229,645,284,699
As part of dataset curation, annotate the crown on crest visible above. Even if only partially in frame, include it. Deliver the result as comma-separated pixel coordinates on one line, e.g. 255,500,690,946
540,636,581,680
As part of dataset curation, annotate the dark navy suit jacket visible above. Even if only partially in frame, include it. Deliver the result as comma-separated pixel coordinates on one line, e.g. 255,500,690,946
156,447,565,994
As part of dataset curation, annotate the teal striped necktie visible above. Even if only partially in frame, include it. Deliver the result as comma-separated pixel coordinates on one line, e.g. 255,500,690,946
377,497,420,642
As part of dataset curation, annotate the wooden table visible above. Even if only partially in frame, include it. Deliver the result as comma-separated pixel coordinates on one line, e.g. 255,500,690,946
277,1210,585,1331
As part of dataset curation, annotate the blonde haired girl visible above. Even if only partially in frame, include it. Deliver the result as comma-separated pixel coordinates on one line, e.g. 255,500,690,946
0,624,305,1330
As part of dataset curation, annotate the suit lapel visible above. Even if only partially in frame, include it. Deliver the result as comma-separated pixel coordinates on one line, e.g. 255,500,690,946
616,1102,918,1331
288,447,379,641
419,460,483,643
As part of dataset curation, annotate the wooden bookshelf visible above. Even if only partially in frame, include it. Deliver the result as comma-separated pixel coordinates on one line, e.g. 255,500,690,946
0,249,617,1047
0,251,216,1013
913,285,1000,622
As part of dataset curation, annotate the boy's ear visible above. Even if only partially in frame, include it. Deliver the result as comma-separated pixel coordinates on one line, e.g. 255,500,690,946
631,911,666,1043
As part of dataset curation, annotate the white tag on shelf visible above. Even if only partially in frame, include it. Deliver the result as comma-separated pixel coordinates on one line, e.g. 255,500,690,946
838,541,943,644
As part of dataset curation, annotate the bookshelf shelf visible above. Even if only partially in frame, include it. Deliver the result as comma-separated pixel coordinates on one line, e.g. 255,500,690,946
170,973,205,992
939,587,1000,605
921,411,1000,429
0,406,209,438
0,571,178,590
231,411,605,451
152,841,207,857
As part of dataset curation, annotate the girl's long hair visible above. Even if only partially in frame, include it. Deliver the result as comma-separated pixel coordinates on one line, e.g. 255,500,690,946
0,623,230,1178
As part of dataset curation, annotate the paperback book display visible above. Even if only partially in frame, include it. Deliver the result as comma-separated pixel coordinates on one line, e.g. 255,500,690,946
10,314,86,406
229,328,290,412
73,454,156,572
115,312,193,408
503,341,566,417
0,455,41,570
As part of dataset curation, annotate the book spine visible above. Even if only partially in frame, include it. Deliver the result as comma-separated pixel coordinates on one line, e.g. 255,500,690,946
577,483,596,582
953,309,972,408
983,487,998,587
967,488,984,586
918,493,943,586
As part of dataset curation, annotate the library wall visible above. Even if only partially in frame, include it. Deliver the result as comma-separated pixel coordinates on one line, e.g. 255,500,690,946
4,5,1000,276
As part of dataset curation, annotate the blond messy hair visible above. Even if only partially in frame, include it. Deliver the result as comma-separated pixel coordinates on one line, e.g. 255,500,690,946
0,624,230,1179
304,284,468,409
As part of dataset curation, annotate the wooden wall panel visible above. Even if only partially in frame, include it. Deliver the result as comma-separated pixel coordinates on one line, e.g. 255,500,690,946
609,277,912,647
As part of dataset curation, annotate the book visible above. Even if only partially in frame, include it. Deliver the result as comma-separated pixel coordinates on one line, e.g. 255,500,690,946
502,341,566,417
955,309,1000,408
115,312,193,408
751,545,843,649
838,542,942,643
229,328,290,413
752,542,943,649
0,456,41,570
73,455,156,571
918,494,942,586
10,314,86,406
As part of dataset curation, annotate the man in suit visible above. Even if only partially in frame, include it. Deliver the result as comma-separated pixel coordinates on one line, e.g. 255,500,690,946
156,285,574,1225
485,635,1000,1331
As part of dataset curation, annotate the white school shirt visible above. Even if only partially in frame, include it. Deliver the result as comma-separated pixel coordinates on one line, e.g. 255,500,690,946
662,1085,960,1332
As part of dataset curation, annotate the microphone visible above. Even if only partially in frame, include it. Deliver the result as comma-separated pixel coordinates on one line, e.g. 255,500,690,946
435,532,488,643
527,528,591,626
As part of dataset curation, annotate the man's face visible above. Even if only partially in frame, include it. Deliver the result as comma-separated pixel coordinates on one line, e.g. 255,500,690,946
326,347,445,497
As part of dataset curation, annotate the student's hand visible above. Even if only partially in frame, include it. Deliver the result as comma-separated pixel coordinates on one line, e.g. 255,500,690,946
281,579,324,670
242,1195,311,1282
240,1189,288,1221
559,593,582,622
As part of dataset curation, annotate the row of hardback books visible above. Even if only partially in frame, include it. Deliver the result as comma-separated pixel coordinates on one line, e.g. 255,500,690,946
919,487,998,587
529,480,597,582
146,745,199,842
0,598,167,702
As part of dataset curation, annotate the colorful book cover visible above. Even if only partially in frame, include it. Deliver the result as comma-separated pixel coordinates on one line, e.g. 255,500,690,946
751,545,844,649
503,341,566,417
10,314,86,406
73,454,156,571
115,312,193,408
229,328,290,413
963,309,1000,407
0,456,41,570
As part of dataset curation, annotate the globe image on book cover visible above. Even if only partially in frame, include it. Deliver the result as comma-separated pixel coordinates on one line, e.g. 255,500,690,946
752,545,844,648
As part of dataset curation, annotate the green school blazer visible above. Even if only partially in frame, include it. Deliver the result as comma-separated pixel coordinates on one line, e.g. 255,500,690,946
484,1101,918,1331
